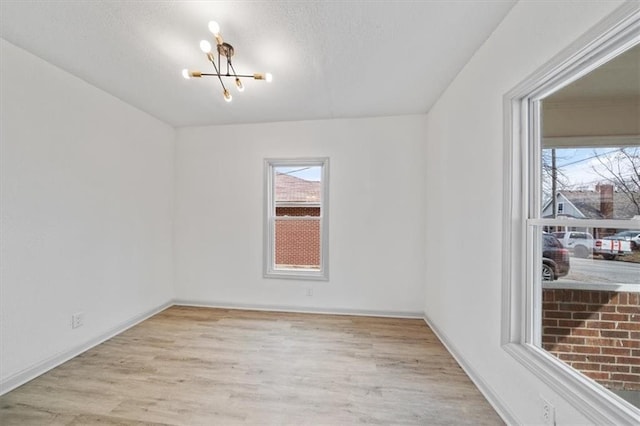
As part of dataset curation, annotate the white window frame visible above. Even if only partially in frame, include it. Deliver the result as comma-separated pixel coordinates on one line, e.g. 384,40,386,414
502,3,640,424
264,157,329,280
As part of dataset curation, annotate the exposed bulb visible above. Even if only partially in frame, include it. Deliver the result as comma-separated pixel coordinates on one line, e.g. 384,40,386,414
182,69,190,79
235,78,244,92
265,72,273,83
223,89,232,102
199,40,212,53
208,21,221,36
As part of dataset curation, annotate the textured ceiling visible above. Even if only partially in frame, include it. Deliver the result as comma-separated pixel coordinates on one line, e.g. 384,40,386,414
0,1,516,127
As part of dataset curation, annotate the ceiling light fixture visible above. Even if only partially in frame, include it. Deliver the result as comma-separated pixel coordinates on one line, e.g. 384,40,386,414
182,21,272,103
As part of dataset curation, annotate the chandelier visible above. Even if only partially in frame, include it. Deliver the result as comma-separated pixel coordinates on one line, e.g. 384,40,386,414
182,21,272,103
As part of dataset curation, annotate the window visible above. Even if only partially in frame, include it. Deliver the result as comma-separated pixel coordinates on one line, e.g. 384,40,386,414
264,158,329,280
557,202,564,214
503,4,639,423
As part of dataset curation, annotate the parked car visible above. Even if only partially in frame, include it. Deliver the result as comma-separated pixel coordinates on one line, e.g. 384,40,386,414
603,230,640,250
551,231,593,258
543,234,570,281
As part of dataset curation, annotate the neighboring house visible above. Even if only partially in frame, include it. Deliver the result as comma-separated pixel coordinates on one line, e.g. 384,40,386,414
542,184,640,237
274,173,321,268
275,172,321,208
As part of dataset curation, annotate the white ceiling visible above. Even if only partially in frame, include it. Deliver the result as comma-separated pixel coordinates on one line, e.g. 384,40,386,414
0,1,516,128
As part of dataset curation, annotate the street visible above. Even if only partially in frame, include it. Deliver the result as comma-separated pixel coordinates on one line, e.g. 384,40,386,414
558,257,640,285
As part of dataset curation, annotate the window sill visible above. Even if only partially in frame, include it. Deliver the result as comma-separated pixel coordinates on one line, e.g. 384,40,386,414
542,281,640,293
264,269,329,281
503,342,639,424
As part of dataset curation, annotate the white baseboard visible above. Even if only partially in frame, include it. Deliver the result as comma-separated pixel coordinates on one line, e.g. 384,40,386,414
174,299,425,319
423,315,519,426
0,301,173,396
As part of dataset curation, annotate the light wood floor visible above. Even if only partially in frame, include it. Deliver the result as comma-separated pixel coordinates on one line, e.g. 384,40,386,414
0,306,503,425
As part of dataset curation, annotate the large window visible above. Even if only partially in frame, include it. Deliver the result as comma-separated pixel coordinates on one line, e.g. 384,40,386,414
264,158,329,280
503,4,639,424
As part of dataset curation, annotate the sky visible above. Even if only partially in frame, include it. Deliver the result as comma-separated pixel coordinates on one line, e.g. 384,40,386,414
545,146,638,190
553,148,618,188
275,166,322,181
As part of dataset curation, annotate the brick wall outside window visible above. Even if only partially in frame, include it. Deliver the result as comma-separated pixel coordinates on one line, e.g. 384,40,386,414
542,289,640,391
275,218,320,268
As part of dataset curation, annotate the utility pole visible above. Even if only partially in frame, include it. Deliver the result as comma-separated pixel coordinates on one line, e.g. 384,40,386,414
551,148,557,223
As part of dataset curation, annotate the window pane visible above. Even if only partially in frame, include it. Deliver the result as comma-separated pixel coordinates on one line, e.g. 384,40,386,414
540,227,639,286
537,228,640,405
274,218,320,270
274,166,322,216
541,146,640,220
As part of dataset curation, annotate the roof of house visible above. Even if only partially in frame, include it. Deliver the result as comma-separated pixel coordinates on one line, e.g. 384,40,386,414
275,173,321,203
550,190,640,219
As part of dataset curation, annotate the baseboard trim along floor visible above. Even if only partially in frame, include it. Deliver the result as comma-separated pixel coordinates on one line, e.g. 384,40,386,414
0,301,173,396
423,314,518,425
174,299,425,320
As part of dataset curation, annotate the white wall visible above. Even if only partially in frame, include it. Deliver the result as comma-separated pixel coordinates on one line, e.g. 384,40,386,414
423,1,626,424
175,116,426,315
0,39,175,390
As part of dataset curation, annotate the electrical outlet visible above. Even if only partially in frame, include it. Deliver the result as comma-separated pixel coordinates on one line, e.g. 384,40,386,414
71,312,84,329
306,288,313,297
541,396,555,425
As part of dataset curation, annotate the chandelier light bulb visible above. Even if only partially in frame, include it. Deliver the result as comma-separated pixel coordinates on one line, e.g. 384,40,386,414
235,78,244,92
199,40,212,53
182,69,190,79
223,89,232,102
208,21,221,36
265,72,273,83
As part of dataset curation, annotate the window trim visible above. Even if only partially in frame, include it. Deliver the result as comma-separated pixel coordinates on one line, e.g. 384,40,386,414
263,157,329,281
501,2,640,424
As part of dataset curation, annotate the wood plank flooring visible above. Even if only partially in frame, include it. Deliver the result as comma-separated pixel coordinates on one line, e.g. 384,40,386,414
0,306,503,425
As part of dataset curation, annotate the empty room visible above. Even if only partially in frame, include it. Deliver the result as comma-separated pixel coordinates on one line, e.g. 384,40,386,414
1,1,639,425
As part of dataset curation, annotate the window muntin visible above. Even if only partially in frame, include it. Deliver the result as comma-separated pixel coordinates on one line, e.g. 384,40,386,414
264,158,329,280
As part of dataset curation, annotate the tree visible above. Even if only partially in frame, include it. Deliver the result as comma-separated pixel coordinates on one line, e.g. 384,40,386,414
591,147,640,215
